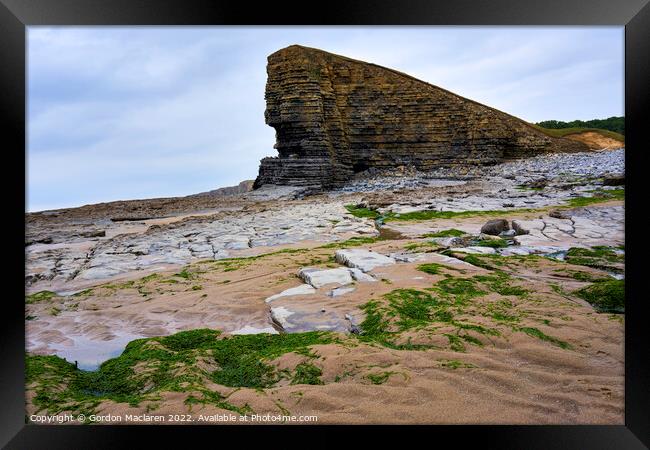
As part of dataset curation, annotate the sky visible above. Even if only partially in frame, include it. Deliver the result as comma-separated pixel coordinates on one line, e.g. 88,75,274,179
27,26,624,212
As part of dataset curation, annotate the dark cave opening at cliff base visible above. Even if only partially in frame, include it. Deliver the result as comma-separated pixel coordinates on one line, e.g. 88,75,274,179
352,161,370,174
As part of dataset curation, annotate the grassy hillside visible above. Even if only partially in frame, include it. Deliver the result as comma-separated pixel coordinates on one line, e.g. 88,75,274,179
531,125,625,143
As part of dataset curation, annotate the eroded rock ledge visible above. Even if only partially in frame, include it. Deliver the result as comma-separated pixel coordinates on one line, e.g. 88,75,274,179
254,45,588,190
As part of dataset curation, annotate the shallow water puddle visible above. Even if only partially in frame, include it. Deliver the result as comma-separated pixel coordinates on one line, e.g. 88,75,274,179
47,332,143,371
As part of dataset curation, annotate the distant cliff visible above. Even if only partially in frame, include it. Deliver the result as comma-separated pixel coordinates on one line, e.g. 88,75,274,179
191,180,254,197
254,45,588,190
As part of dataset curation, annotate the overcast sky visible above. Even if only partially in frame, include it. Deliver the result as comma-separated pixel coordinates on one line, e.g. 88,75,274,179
27,26,623,212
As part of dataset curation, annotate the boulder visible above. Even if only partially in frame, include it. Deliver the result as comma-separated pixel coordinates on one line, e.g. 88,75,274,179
270,306,295,330
265,284,316,303
511,220,530,236
524,179,547,189
80,230,106,238
603,174,624,186
389,253,427,263
452,246,497,255
480,219,510,236
549,210,572,220
349,268,376,282
271,305,349,333
328,286,356,297
298,267,354,288
431,236,465,248
335,249,396,272
498,247,532,256
231,326,278,335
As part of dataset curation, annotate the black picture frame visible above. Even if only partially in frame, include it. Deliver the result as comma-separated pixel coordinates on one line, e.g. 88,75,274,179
2,0,648,447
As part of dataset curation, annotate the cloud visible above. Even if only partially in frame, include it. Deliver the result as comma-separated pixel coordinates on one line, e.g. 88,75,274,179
27,26,623,211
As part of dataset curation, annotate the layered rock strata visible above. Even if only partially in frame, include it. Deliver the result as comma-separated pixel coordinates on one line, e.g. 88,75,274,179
255,45,588,190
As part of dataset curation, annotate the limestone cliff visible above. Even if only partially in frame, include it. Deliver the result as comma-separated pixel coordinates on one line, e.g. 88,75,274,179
254,45,588,190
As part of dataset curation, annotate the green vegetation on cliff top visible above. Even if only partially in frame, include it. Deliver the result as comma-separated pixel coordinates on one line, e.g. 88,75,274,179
535,116,624,136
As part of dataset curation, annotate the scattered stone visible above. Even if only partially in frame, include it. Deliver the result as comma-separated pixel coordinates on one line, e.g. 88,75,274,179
391,254,417,262
243,184,307,201
499,229,517,237
603,174,624,186
481,219,510,236
524,179,547,189
298,267,354,288
78,267,124,280
271,305,348,333
265,284,316,303
231,325,278,335
335,249,396,272
81,230,106,238
26,237,53,245
498,247,532,256
345,313,362,334
328,286,356,297
452,246,497,255
511,220,530,236
349,268,376,282
545,250,568,261
431,237,465,247
549,209,573,219
270,306,294,330
27,200,377,287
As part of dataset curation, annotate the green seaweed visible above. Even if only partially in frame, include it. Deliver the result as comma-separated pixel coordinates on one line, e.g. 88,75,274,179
344,204,380,219
438,359,477,369
553,269,609,283
356,283,500,352
26,291,57,304
473,273,529,297
366,371,396,385
383,208,539,222
475,238,509,249
459,254,502,270
291,363,324,385
565,246,624,272
435,278,486,299
209,332,333,388
174,269,197,280
564,189,624,207
318,236,383,249
421,229,466,238
417,263,444,275
26,328,334,416
573,279,624,313
519,327,572,349
445,334,466,352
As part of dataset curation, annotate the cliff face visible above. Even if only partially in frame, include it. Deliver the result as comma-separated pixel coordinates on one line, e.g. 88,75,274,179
254,45,588,190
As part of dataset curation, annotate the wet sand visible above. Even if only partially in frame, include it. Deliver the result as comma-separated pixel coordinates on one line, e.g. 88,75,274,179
25,150,625,424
